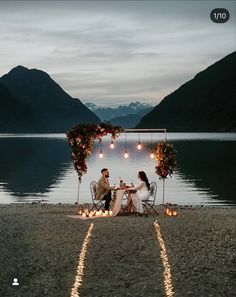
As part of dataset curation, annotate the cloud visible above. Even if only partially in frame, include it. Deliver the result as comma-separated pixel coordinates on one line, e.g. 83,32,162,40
0,1,235,106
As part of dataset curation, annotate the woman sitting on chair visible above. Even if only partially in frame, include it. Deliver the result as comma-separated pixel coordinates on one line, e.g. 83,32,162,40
127,171,150,213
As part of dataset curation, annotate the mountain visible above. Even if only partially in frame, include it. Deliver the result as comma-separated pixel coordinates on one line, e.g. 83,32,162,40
0,82,40,132
85,101,153,121
109,107,153,128
137,52,236,132
0,66,100,132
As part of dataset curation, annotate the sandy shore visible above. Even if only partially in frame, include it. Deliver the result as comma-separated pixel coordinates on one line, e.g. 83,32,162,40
0,204,235,297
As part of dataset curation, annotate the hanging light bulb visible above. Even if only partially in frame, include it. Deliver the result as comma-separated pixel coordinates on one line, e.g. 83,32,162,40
110,140,114,149
137,130,142,150
124,132,128,158
150,152,154,159
137,141,142,150
99,150,103,158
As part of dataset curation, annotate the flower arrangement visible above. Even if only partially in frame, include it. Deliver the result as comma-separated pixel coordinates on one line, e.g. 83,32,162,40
155,141,176,179
66,123,123,181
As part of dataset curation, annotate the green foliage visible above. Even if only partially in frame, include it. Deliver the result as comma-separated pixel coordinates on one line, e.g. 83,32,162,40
155,142,176,179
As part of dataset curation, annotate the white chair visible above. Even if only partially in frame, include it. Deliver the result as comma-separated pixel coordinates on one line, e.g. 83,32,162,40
90,181,105,211
142,182,158,215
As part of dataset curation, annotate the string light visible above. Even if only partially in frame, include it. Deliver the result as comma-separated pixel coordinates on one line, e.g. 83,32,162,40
124,132,129,158
124,150,129,159
99,139,103,158
150,132,154,158
110,140,114,149
137,130,142,150
137,141,142,150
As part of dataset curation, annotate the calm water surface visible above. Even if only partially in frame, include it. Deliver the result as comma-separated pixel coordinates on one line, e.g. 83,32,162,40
0,133,235,206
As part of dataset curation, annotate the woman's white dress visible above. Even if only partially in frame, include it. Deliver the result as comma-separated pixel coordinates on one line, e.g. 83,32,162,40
132,181,150,213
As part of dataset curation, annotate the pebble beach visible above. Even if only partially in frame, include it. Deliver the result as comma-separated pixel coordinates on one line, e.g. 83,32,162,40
0,204,235,297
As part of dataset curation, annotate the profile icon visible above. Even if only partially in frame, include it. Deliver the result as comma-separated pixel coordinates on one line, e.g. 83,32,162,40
12,278,19,286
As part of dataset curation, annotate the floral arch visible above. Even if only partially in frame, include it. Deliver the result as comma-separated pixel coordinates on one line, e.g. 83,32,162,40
66,123,176,204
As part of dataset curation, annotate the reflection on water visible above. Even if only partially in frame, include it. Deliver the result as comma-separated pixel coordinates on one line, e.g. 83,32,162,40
0,133,235,205
0,138,71,202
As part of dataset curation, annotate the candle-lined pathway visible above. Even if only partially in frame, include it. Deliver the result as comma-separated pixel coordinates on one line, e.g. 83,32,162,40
70,223,94,297
154,221,174,297
69,216,167,297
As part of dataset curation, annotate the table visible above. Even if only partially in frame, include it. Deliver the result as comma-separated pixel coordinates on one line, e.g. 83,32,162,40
112,189,126,216
112,188,137,216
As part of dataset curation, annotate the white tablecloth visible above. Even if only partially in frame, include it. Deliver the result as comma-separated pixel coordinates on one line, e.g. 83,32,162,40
112,189,126,216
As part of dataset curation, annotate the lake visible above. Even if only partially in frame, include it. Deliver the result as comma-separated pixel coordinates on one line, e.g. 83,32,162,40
0,133,235,206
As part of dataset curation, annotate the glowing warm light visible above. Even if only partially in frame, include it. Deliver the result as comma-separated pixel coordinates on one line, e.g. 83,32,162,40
70,223,94,297
137,142,142,150
99,150,103,158
150,152,154,159
154,221,174,297
165,207,177,217
110,140,114,149
109,210,113,216
172,210,177,216
165,208,170,216
124,151,129,159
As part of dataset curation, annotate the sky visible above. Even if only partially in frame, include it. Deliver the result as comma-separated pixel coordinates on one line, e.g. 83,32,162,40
0,1,235,107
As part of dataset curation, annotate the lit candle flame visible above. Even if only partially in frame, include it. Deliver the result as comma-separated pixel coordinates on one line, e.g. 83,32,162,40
99,150,103,158
70,223,94,297
124,151,129,159
150,152,154,159
154,222,175,297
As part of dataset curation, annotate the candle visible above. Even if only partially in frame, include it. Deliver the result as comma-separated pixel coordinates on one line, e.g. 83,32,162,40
89,213,93,218
105,210,109,215
169,210,172,216
109,210,113,216
102,212,106,217
82,213,86,218
172,210,177,216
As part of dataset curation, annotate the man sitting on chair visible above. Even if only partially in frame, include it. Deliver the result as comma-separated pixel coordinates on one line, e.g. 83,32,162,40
96,168,115,210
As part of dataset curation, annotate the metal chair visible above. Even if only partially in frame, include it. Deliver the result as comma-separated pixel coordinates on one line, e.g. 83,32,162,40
142,182,159,215
90,181,105,211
